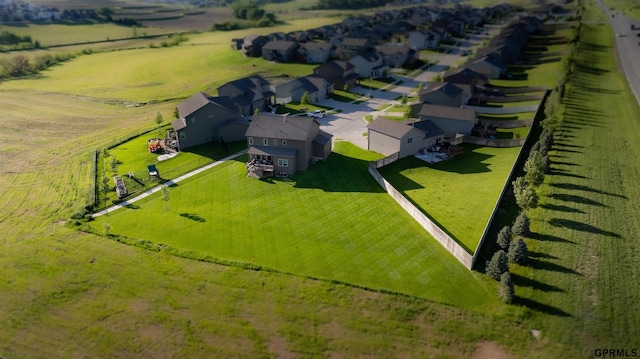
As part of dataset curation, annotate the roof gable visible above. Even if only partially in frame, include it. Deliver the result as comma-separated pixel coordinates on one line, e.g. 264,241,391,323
246,113,318,141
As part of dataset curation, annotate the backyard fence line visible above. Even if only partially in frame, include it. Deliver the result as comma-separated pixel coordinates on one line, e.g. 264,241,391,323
463,136,526,147
478,118,534,128
473,93,544,103
470,89,551,268
482,85,547,94
368,163,473,269
371,152,400,169
464,104,540,114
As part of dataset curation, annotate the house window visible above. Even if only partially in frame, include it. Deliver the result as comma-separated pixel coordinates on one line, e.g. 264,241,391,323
407,137,413,144
273,139,278,145
263,138,269,146
282,140,287,146
249,137,253,145
179,132,186,140
278,159,288,167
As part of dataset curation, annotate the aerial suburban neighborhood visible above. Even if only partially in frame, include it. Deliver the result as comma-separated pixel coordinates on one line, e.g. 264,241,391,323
1,0,640,357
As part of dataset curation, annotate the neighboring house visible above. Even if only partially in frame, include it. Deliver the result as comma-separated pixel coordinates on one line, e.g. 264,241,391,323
171,92,249,151
242,34,269,57
412,103,477,138
313,60,358,90
297,41,333,64
419,82,472,107
348,50,388,79
217,75,274,117
273,75,333,104
367,117,444,158
377,43,415,68
408,30,438,50
245,113,333,177
261,40,299,62
337,37,371,59
468,53,505,79
443,67,490,88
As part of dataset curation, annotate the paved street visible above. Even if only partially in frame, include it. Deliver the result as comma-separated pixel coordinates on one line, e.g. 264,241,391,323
595,0,640,105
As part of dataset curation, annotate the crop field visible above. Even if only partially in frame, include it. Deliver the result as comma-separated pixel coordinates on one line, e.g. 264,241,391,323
90,141,498,310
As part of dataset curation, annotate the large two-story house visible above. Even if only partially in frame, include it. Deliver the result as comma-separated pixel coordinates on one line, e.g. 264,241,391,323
171,92,249,151
217,75,274,116
245,113,333,177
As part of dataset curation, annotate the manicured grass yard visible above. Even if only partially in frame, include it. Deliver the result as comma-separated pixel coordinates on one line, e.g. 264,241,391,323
379,144,521,253
92,141,498,310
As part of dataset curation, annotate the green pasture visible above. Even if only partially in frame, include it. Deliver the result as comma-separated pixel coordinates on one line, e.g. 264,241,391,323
91,141,498,310
505,19,640,354
0,23,170,47
0,18,339,103
379,144,521,252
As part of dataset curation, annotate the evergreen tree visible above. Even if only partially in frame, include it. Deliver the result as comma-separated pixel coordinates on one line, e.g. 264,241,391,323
499,272,514,304
497,225,512,250
512,211,530,236
508,237,529,265
486,250,509,281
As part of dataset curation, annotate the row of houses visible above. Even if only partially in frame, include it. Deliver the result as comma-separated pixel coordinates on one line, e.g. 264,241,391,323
233,3,519,71
169,10,545,177
364,15,545,159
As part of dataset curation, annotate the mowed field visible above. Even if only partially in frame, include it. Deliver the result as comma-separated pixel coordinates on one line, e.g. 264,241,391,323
1,0,639,356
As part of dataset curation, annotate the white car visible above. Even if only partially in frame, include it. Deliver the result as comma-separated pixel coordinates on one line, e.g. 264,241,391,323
306,110,327,118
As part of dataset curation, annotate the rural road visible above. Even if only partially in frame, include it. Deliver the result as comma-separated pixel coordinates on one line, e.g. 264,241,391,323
595,0,640,106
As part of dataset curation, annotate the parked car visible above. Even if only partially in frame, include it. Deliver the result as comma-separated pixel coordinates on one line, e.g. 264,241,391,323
307,110,327,118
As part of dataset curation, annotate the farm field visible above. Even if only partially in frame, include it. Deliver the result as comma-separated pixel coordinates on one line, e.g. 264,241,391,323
379,144,521,253
1,0,638,357
0,18,339,102
90,141,499,310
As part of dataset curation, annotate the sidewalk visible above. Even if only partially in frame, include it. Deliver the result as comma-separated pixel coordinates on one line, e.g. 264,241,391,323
92,149,247,218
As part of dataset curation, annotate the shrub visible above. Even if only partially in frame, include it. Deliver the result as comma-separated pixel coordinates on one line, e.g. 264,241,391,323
499,272,514,304
486,250,509,281
497,225,512,250
301,91,311,105
512,211,530,236
524,151,545,187
508,237,529,265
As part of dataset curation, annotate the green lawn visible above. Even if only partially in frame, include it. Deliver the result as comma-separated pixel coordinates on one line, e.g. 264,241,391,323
494,127,530,139
91,141,498,310
379,144,521,252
